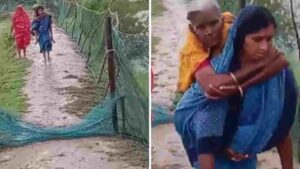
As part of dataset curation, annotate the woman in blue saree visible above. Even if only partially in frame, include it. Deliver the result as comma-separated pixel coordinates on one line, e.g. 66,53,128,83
32,5,55,62
174,5,297,169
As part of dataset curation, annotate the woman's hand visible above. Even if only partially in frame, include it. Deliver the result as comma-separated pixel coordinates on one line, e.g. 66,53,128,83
225,148,249,162
205,84,238,100
206,46,288,100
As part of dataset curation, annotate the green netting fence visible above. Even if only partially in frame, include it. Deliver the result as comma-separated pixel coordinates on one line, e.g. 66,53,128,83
47,0,149,144
0,0,148,147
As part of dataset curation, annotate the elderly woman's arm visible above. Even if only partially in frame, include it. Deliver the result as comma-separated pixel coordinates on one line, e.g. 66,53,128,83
241,54,288,89
195,62,263,97
195,50,288,99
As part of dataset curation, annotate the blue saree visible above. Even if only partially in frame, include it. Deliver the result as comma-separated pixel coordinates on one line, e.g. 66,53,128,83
174,5,297,168
32,15,52,53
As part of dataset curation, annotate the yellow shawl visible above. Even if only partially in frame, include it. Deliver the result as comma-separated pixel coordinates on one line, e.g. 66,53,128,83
177,12,235,92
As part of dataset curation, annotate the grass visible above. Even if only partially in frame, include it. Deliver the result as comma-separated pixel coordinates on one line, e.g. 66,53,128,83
74,0,149,94
152,0,166,17
151,36,160,54
78,0,148,34
0,0,36,12
110,0,148,34
0,18,31,116
151,0,165,54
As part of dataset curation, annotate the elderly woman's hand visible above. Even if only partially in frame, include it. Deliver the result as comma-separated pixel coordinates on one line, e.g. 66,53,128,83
205,84,238,100
225,148,250,162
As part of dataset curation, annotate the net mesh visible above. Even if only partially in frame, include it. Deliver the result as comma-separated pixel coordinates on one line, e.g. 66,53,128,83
0,0,148,147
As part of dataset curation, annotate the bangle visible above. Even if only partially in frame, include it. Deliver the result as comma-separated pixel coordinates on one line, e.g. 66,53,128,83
238,85,244,97
230,72,239,85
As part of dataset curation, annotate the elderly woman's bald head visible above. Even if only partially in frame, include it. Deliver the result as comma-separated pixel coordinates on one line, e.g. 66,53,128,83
186,0,221,13
186,0,224,49
186,0,222,25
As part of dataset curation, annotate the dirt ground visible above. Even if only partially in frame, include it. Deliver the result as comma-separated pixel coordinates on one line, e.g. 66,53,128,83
0,24,147,169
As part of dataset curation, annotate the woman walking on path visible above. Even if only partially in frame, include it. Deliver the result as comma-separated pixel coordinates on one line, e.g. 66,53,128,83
32,5,55,62
11,5,31,59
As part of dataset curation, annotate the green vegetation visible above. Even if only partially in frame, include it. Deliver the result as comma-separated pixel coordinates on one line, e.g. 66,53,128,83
75,0,149,94
79,0,148,34
135,72,149,95
152,0,166,17
0,0,36,11
151,0,165,54
151,36,160,54
0,18,31,115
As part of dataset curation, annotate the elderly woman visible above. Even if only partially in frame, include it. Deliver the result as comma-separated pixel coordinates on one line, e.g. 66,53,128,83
11,5,31,58
174,5,297,169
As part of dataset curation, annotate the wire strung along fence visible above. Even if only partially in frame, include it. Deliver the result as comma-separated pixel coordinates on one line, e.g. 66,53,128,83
46,0,149,145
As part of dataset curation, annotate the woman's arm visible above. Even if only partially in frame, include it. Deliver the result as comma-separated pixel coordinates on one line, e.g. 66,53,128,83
241,54,288,89
195,62,263,97
50,23,53,39
196,49,287,98
10,25,14,37
212,54,289,98
49,16,54,42
277,134,293,169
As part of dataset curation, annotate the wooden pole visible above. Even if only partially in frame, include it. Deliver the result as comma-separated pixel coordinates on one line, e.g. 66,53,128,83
97,56,107,84
106,16,118,133
121,96,126,135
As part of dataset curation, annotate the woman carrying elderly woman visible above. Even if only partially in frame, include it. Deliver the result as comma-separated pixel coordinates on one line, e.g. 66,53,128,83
175,4,297,169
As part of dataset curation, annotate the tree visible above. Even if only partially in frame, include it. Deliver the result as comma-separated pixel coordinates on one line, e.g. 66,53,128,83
239,0,246,9
289,0,300,60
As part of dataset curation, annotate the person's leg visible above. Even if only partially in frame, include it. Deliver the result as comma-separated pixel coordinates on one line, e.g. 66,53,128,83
43,51,46,62
17,49,21,58
198,154,215,169
47,51,51,61
23,48,26,58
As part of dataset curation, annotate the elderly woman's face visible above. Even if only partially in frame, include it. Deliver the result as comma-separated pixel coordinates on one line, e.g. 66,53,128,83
243,24,275,60
189,8,224,49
